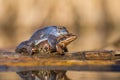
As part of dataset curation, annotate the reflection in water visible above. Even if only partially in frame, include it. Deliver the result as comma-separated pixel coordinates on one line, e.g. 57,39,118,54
17,70,70,80
0,71,120,80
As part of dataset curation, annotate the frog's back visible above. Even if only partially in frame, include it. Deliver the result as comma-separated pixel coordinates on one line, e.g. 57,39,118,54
29,26,57,41
29,26,69,41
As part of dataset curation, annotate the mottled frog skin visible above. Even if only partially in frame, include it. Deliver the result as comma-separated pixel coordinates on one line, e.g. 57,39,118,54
15,26,69,55
32,33,77,55
29,26,69,41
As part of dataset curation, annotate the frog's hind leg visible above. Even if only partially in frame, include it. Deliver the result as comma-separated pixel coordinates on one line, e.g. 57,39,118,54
47,34,57,49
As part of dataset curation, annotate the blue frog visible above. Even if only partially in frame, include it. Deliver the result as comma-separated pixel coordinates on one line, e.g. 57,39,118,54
15,26,69,55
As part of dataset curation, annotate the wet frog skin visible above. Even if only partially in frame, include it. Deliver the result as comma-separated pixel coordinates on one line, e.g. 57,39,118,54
15,26,69,55
29,26,69,41
32,33,77,55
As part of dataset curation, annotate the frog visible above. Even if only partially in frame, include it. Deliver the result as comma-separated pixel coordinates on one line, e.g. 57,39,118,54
15,26,69,55
32,33,77,55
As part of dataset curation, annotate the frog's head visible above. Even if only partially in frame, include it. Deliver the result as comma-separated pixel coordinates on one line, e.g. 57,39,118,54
57,26,69,34
57,33,77,47
51,26,69,37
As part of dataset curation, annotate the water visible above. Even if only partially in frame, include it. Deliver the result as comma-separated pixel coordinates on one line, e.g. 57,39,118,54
0,71,120,80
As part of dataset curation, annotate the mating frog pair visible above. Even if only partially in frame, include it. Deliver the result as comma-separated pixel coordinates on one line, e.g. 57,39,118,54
15,26,77,55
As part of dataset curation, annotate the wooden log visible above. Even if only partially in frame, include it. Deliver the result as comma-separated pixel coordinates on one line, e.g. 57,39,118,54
0,50,120,72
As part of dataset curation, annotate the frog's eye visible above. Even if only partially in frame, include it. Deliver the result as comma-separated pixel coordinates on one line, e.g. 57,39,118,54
58,26,64,29
57,26,64,31
59,37,65,41
63,37,66,40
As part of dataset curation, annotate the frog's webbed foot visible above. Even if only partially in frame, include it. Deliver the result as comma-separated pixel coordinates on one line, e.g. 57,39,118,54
56,44,64,55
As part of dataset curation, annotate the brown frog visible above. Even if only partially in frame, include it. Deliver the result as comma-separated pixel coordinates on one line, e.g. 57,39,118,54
31,33,77,55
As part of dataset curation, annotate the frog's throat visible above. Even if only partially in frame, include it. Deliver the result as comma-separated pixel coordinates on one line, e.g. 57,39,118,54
58,36,77,46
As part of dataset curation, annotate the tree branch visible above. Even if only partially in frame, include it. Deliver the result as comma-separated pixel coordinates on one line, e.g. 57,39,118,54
0,50,120,72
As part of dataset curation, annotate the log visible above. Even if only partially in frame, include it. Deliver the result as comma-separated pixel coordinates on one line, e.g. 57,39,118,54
0,50,120,72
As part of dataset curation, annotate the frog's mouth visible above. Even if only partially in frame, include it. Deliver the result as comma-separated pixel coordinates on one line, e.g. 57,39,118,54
58,34,77,46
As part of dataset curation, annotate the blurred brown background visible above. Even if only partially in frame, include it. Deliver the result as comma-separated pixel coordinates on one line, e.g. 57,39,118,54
0,0,120,80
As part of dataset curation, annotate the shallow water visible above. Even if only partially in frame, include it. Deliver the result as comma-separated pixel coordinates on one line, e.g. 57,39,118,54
0,71,120,80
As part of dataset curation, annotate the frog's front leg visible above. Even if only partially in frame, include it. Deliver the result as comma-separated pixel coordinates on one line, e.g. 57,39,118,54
56,44,65,55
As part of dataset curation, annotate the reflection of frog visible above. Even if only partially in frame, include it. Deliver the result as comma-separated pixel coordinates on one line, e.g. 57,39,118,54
32,33,77,55
33,70,69,80
15,26,69,55
17,70,70,80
